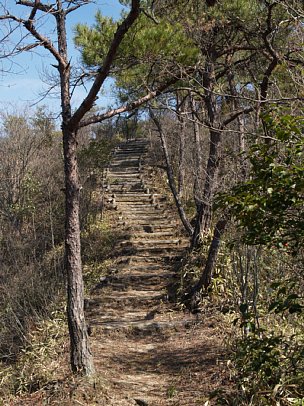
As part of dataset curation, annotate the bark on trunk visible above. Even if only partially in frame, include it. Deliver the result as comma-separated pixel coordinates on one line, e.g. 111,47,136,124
177,103,186,199
56,5,94,375
12,0,141,378
189,216,228,308
177,118,186,199
63,126,94,375
191,129,221,248
227,68,247,179
197,216,228,290
151,111,193,236
191,56,222,249
190,94,203,208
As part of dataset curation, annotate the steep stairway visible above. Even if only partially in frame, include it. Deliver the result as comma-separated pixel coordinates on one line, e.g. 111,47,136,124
86,138,226,405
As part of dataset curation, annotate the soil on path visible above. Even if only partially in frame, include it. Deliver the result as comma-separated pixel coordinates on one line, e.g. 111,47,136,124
85,139,230,405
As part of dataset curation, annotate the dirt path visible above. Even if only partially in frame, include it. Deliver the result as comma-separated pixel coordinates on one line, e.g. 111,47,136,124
86,139,229,405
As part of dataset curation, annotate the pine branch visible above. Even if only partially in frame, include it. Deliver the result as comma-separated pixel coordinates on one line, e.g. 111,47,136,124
68,0,141,129
78,76,180,128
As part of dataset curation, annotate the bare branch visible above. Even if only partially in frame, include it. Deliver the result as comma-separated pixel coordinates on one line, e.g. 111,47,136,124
78,76,180,128
1,5,66,66
263,2,281,61
16,0,55,14
221,107,254,129
65,1,90,15
141,8,159,24
23,18,66,66
0,14,23,23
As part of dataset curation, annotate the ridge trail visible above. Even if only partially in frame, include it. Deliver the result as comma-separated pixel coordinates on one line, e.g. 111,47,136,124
86,138,228,405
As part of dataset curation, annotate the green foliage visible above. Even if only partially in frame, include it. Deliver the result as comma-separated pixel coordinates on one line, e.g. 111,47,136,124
0,306,67,400
213,109,304,404
269,280,304,315
217,111,304,252
74,12,117,68
78,137,115,175
230,276,304,404
201,0,260,28
74,11,199,93
75,13,198,68
234,330,304,404
167,384,177,398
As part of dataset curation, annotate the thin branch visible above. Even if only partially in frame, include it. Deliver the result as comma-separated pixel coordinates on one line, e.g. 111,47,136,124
65,1,90,15
263,2,280,61
1,7,66,66
149,107,193,236
217,45,259,58
172,86,303,105
0,14,23,23
141,9,159,24
16,0,55,14
221,106,254,129
23,18,66,66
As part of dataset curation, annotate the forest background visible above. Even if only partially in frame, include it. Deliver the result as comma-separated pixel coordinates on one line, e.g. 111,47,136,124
0,0,303,405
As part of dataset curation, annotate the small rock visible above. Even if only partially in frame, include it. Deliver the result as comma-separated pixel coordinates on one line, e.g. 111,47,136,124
143,225,153,233
134,399,148,406
145,309,159,320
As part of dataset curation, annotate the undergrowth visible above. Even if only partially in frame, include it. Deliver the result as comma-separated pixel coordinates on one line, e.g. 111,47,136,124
174,233,304,405
174,229,231,311
0,211,120,403
0,307,67,403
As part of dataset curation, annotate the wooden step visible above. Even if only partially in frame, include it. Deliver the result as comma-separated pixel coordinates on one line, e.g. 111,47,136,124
132,231,181,238
120,237,185,245
108,167,141,173
114,224,178,233
89,319,196,335
118,209,165,216
108,179,142,184
116,221,178,228
119,246,186,257
107,173,141,179
120,215,169,222
90,289,166,303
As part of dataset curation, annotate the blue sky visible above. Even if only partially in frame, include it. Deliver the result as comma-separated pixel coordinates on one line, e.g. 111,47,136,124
0,1,125,115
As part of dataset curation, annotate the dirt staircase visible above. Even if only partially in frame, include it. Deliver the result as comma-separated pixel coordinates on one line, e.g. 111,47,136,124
86,139,227,405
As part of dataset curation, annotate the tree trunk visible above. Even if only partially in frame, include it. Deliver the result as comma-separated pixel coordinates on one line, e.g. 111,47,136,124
189,216,228,308
227,67,247,179
190,93,203,209
150,111,193,236
177,104,186,199
197,216,228,290
63,125,94,375
6,0,140,378
55,4,94,375
191,129,221,248
191,56,221,249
